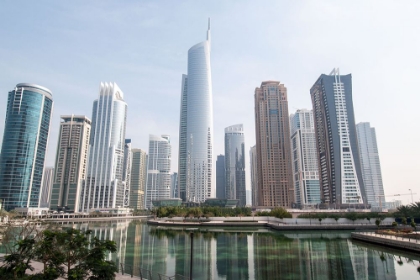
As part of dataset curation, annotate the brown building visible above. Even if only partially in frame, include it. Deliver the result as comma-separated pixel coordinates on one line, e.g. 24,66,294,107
254,81,294,207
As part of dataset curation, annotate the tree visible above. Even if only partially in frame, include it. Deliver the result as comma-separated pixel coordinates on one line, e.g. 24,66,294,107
0,228,117,280
375,219,381,229
318,218,323,225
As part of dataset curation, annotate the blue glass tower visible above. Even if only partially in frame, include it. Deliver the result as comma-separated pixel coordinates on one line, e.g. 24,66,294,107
0,83,53,211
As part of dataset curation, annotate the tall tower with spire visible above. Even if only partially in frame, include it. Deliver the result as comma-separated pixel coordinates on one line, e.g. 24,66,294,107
178,19,214,202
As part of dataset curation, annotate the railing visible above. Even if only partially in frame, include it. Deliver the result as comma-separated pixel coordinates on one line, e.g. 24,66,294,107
119,263,189,280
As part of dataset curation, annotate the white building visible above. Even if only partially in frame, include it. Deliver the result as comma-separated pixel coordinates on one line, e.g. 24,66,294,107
290,109,320,208
145,135,172,209
178,19,214,203
81,83,128,212
356,122,385,208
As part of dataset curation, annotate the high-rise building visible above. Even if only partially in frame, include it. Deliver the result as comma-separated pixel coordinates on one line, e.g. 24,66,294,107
290,109,320,208
224,124,246,206
123,139,132,207
130,148,147,210
40,167,54,208
50,115,91,212
171,172,178,198
80,83,127,212
310,68,366,208
254,81,294,207
0,83,53,211
250,145,258,206
216,155,226,199
356,122,385,208
178,19,214,203
145,135,171,209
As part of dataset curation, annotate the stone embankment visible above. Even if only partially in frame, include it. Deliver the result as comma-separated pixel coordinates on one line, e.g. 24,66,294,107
147,218,392,230
351,232,420,253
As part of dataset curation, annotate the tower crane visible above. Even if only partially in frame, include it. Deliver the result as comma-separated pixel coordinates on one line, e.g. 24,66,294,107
376,193,417,209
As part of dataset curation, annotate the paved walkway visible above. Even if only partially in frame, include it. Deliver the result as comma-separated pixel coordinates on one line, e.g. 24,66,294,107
0,254,142,279
351,232,420,253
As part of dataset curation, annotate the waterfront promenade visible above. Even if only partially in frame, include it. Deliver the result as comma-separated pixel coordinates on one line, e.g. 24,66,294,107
351,232,420,253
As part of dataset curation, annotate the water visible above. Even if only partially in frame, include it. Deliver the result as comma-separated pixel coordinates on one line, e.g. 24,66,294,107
5,220,420,279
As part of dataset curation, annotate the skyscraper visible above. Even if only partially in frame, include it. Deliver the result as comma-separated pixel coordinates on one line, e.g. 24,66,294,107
130,148,147,210
310,68,366,208
123,139,132,207
216,155,226,199
290,109,320,208
50,115,91,212
250,145,258,206
254,81,294,207
224,124,246,206
171,172,178,198
145,135,171,209
0,83,53,211
178,19,214,203
356,122,385,208
40,167,54,208
80,83,127,212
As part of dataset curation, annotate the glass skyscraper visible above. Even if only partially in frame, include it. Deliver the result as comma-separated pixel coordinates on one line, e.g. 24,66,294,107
0,83,53,211
356,122,385,208
216,155,226,199
224,124,246,206
145,135,171,209
130,148,147,210
178,19,214,203
310,69,366,208
290,109,320,208
80,82,127,212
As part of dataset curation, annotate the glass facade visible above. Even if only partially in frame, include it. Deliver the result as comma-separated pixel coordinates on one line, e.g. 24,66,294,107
81,83,127,211
178,20,214,203
145,135,171,209
224,124,246,206
129,148,147,210
0,83,53,211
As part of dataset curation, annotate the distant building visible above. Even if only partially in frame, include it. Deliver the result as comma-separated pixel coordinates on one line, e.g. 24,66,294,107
254,81,294,207
123,139,132,207
356,122,385,208
80,83,128,212
50,115,91,212
216,155,226,199
171,172,178,198
224,124,246,206
145,135,171,209
310,69,366,209
178,20,214,203
250,145,258,206
0,83,53,211
290,109,320,208
130,149,147,210
40,167,54,208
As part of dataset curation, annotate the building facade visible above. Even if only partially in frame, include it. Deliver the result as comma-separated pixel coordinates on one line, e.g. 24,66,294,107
130,148,147,210
310,69,366,208
254,81,294,207
0,83,53,211
356,122,385,208
178,19,214,203
40,167,54,208
250,145,258,206
171,172,178,198
290,109,320,208
50,115,91,212
216,155,226,199
123,139,132,207
224,124,246,206
145,135,171,209
80,83,127,212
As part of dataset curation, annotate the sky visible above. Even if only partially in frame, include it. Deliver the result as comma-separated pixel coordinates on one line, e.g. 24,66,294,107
0,1,419,204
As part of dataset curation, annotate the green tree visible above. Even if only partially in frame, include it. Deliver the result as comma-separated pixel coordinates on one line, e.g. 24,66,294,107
375,219,381,229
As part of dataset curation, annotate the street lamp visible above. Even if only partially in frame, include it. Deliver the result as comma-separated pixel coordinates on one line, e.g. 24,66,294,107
409,189,414,204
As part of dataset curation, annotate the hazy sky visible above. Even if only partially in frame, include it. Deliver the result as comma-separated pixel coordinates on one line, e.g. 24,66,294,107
1,1,419,204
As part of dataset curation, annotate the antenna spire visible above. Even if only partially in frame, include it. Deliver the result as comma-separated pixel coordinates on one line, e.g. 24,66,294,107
207,18,211,52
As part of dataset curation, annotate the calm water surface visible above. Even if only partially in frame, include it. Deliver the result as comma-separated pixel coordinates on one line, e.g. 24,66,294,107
15,220,420,279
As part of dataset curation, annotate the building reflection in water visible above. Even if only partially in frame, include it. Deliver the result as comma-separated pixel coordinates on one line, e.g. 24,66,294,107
73,222,406,280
